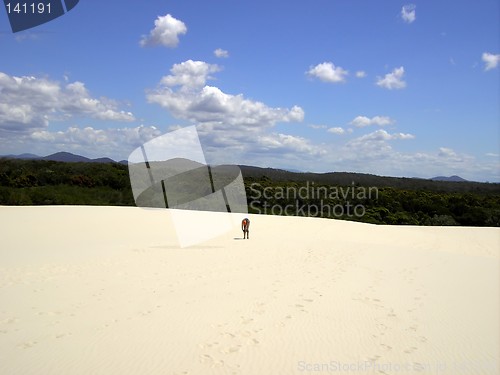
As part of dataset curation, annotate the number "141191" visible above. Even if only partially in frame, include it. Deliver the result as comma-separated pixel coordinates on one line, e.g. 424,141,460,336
6,2,52,14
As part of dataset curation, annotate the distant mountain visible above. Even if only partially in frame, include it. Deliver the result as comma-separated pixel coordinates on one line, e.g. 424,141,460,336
430,175,468,182
0,152,493,189
0,151,122,164
1,153,40,159
42,152,92,163
16,153,40,159
90,157,116,164
238,165,500,193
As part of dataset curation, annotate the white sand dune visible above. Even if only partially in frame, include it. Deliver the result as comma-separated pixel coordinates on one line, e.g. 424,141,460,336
0,206,499,375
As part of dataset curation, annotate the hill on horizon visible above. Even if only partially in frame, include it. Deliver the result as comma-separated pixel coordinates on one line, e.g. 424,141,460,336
430,175,468,182
0,151,492,186
1,151,125,164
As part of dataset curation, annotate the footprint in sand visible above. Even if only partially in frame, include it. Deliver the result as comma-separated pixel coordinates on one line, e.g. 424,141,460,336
55,332,72,339
221,345,241,354
380,343,392,351
253,307,266,315
2,317,19,324
404,346,418,354
412,362,426,372
367,355,381,362
199,341,219,349
407,324,418,332
240,316,254,325
238,330,252,338
295,304,308,313
18,341,37,349
199,354,225,368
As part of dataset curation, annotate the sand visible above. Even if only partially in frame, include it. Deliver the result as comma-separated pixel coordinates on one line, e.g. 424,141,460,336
0,206,499,375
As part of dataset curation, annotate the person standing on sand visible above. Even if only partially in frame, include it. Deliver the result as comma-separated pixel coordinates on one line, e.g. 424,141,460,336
241,218,250,239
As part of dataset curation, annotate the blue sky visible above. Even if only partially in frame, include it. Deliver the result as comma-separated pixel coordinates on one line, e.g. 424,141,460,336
0,0,499,181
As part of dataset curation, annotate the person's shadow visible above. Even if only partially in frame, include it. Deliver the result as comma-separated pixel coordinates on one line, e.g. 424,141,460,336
233,237,245,240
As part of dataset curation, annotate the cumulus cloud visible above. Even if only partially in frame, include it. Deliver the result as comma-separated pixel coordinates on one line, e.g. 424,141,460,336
307,62,348,83
339,130,415,166
355,129,414,142
214,48,229,58
256,133,323,155
333,144,488,181
355,71,367,78
437,147,466,162
147,60,304,128
0,72,135,132
401,4,416,23
482,52,500,71
347,129,413,150
0,124,162,160
160,60,221,89
376,66,406,90
31,125,161,148
146,60,310,165
350,115,394,127
140,14,187,48
327,127,346,135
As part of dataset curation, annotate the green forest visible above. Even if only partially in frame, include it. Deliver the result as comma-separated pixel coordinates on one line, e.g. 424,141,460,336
1,158,499,227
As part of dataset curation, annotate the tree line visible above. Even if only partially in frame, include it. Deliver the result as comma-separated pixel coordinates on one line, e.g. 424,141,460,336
1,158,499,226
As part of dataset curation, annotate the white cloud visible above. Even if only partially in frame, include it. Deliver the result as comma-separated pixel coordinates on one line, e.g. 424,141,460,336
348,129,414,151
160,60,221,89
401,4,416,24
482,52,500,71
146,60,309,166
350,115,394,127
395,133,415,140
140,14,187,48
307,62,348,83
438,147,465,162
376,66,406,90
354,129,414,143
0,72,135,132
355,71,367,78
214,48,229,58
31,125,161,148
147,60,304,128
340,130,415,165
0,125,162,160
256,133,323,155
335,147,486,180
327,127,346,135
438,147,456,157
